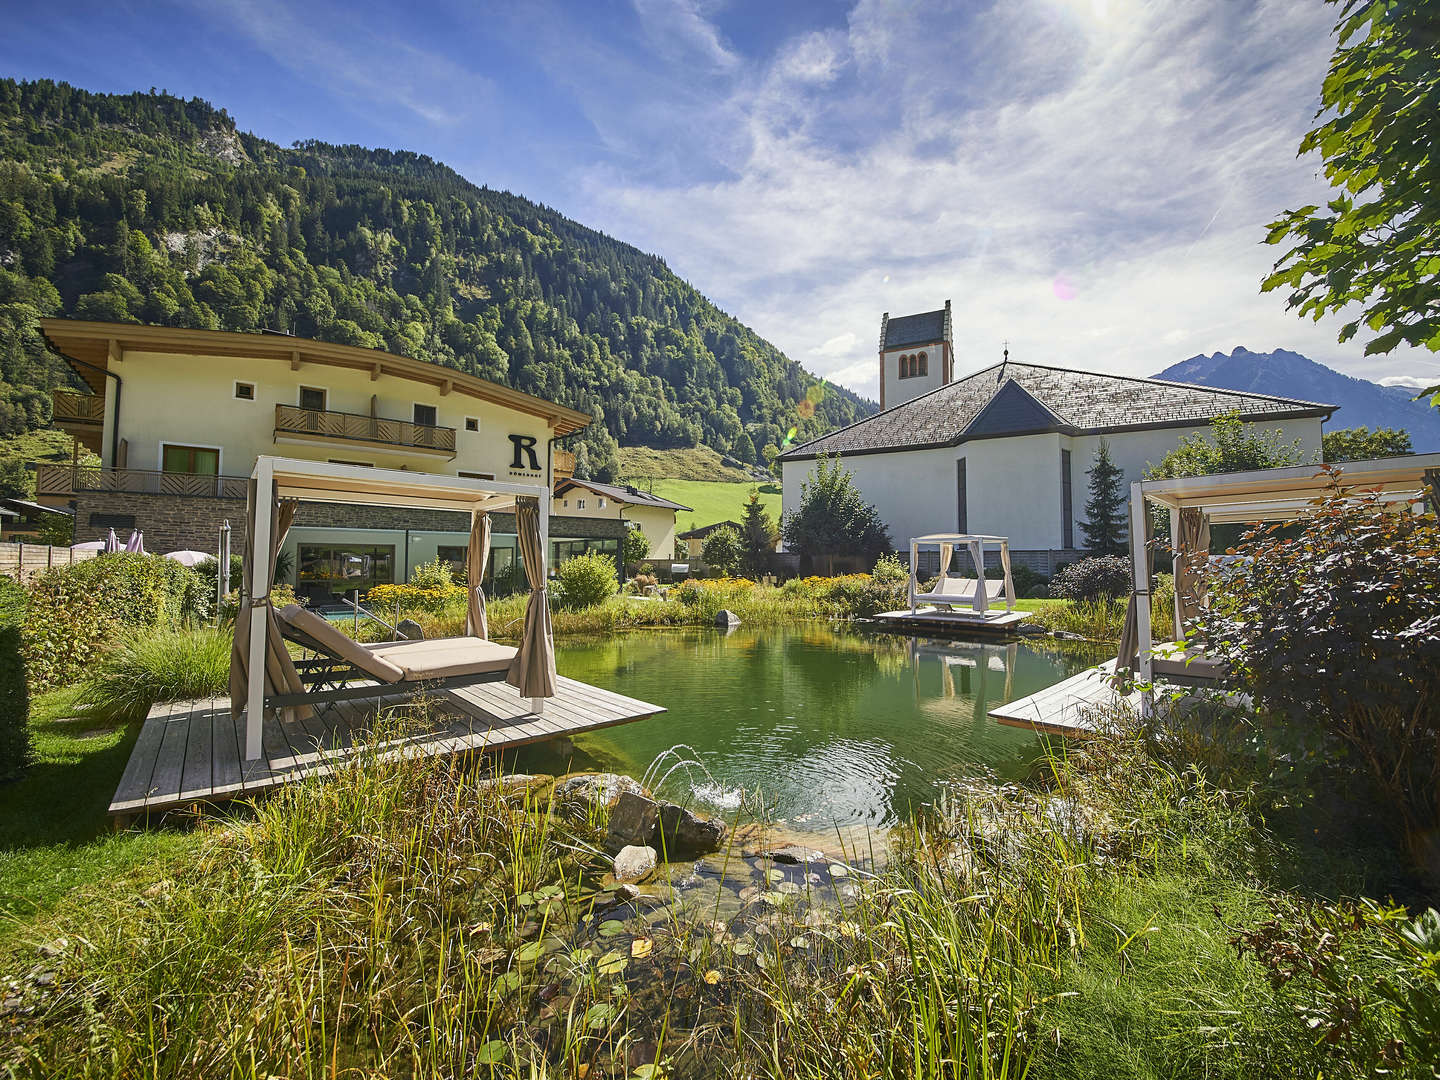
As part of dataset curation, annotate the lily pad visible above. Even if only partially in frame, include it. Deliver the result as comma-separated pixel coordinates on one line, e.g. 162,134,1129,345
515,941,545,964
489,970,521,1000
630,937,654,959
597,949,629,976
598,919,627,938
475,1041,508,1065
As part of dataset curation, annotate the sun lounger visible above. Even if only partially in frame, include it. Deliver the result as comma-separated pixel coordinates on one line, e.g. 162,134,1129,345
272,604,517,709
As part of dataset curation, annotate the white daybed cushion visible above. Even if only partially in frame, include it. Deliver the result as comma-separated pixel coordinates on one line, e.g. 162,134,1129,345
278,604,406,684
364,637,518,680
914,577,1006,604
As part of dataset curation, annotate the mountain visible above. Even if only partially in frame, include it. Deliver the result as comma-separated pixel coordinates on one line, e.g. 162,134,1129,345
1154,347,1440,452
0,79,874,480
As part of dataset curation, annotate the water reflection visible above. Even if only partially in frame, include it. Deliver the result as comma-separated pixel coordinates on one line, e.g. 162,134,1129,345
516,626,1102,831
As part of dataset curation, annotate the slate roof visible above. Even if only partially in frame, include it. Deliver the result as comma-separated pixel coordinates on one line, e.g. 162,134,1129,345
779,361,1336,461
555,478,692,512
884,309,947,348
676,520,742,540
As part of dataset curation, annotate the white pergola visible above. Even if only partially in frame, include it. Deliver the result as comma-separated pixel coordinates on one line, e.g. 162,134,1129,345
1127,452,1440,703
243,456,552,759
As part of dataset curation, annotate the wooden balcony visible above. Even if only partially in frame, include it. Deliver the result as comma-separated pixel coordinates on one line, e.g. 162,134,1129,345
35,463,249,501
554,448,575,480
52,388,106,426
274,404,456,457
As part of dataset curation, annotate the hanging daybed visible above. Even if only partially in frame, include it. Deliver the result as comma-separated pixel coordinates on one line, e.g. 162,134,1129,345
229,456,557,761
907,534,1016,618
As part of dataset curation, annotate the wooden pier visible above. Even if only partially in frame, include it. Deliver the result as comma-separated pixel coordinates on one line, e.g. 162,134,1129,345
987,659,1134,736
110,677,664,818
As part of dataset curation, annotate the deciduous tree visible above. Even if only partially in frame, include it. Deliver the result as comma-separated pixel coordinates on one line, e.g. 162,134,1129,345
780,454,891,569
1322,425,1413,462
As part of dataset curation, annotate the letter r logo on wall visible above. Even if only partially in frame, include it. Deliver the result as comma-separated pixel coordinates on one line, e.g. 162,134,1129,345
509,434,540,471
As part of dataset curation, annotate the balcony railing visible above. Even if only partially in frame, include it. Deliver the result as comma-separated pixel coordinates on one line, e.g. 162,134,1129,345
554,448,576,479
52,388,105,426
275,404,456,454
35,463,249,500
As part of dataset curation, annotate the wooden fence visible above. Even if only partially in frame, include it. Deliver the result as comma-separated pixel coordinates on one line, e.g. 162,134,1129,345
0,542,97,582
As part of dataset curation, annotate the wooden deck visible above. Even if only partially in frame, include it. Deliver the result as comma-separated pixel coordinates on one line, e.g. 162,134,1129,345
109,676,665,818
988,659,1135,736
874,607,1032,634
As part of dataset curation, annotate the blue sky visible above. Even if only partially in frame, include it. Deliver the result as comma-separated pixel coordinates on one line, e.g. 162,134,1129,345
3,0,1436,399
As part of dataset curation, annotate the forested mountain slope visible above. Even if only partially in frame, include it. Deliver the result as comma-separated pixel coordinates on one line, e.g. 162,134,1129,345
0,79,872,477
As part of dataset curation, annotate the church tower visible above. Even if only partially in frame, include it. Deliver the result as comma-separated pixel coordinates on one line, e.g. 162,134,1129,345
878,299,953,409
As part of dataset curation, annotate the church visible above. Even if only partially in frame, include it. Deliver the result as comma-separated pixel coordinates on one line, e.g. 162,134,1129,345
779,302,1335,572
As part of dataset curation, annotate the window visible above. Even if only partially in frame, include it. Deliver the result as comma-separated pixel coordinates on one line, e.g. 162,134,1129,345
1061,449,1074,550
598,497,607,509
956,458,968,533
562,499,569,508
234,381,255,401
917,351,928,377
465,417,479,432
436,545,467,577
413,403,438,427
299,386,327,411
89,512,135,529
162,444,219,476
577,498,587,510
296,543,394,601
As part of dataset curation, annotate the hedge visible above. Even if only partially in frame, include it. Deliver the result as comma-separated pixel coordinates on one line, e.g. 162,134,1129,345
22,553,209,693
0,576,29,777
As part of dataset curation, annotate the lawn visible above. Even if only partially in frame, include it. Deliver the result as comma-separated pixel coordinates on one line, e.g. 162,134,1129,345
615,444,760,483
656,478,781,533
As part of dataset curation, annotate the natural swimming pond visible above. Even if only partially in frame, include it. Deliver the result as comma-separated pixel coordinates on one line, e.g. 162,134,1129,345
513,626,1106,832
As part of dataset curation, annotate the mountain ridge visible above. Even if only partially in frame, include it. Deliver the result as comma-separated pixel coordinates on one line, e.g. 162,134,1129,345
1153,346,1440,452
0,78,874,480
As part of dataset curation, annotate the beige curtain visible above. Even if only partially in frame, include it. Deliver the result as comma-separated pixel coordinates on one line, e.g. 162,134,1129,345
936,542,952,580
1111,509,1154,689
506,496,557,699
466,510,491,639
1174,508,1211,633
230,482,309,723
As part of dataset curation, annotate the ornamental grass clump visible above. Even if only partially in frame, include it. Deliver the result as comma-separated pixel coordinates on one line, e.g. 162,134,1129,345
76,627,232,725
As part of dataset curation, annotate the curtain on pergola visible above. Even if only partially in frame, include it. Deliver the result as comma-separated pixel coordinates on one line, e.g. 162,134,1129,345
229,484,309,722
466,510,491,639
506,496,557,698
1112,510,1154,688
1174,507,1211,634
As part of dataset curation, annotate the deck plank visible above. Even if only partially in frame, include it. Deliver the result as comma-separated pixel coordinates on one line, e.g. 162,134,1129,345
209,698,245,799
110,701,173,814
988,661,1128,736
179,700,218,801
146,702,192,810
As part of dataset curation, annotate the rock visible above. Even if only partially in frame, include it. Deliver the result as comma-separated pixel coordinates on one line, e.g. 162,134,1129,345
606,791,661,852
654,802,727,858
763,845,827,866
613,845,658,883
714,609,741,628
553,773,648,818
478,773,552,798
397,619,425,640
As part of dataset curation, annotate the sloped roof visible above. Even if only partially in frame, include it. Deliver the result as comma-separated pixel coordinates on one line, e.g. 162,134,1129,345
677,519,742,540
884,309,947,349
779,361,1336,461
555,478,691,512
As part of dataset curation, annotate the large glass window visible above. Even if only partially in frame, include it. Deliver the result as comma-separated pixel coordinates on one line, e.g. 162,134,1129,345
162,444,219,475
297,543,395,604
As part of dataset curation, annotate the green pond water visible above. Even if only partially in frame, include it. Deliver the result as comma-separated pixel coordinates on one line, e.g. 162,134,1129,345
513,626,1104,832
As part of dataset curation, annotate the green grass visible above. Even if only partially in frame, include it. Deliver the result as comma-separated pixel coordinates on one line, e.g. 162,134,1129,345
615,444,758,482
655,478,781,533
0,686,195,958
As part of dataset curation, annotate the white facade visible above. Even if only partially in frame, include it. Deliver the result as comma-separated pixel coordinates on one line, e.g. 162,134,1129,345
881,344,947,408
781,416,1325,566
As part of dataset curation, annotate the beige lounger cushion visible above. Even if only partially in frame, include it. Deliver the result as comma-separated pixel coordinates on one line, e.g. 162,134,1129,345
364,637,518,680
277,604,406,684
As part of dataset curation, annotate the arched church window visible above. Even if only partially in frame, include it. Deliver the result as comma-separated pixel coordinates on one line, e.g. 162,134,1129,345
918,351,928,376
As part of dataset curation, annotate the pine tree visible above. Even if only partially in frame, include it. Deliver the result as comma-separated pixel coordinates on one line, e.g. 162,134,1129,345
1079,440,1127,554
740,491,778,575
573,443,591,480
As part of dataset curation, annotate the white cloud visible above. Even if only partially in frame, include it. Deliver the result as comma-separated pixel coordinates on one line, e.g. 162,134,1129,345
569,0,1431,398
630,0,740,72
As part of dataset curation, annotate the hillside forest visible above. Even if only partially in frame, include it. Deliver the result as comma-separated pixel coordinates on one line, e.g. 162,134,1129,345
0,79,873,480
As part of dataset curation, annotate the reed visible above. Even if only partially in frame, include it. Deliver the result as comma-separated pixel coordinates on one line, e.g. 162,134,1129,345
75,626,232,724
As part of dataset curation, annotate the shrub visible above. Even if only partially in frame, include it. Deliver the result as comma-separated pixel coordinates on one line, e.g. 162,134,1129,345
195,554,244,598
701,524,744,576
986,562,1047,598
0,581,30,776
554,551,617,610
409,556,454,590
1194,474,1440,868
1048,555,1131,601
23,554,210,692
77,627,232,725
365,581,467,617
871,552,907,586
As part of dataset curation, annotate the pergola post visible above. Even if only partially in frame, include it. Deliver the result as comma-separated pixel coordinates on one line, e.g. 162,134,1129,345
532,491,549,716
245,457,273,760
1130,481,1154,718
909,539,918,614
1168,506,1183,642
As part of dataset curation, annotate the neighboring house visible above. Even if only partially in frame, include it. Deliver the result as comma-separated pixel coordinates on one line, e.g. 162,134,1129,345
779,305,1335,574
676,520,742,560
36,319,618,604
552,479,691,561
0,497,74,541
